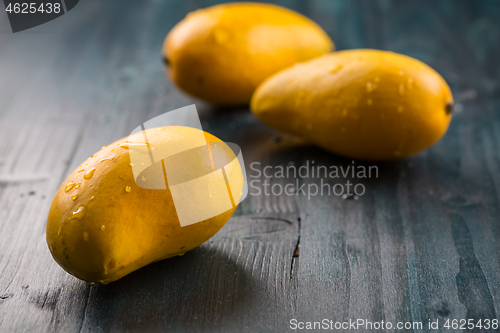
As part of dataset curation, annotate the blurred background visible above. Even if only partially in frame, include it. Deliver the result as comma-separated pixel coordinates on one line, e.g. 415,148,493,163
1,0,499,159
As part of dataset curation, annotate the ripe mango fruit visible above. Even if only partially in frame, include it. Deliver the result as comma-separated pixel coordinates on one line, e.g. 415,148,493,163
46,126,244,284
251,49,454,160
162,2,333,106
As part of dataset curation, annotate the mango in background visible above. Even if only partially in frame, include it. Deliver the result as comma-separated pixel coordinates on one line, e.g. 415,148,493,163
251,49,454,161
163,2,333,106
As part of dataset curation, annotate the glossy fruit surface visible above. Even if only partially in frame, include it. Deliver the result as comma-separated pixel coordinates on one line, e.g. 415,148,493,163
46,126,243,284
163,2,333,105
251,49,454,160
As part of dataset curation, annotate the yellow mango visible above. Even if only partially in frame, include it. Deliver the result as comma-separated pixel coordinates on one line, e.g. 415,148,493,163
162,2,333,106
46,126,244,284
251,49,454,160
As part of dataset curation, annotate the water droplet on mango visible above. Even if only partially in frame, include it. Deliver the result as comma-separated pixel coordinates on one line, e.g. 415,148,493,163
407,77,414,89
366,82,375,92
125,186,131,193
84,167,96,179
70,205,86,220
119,142,149,149
65,182,75,192
71,194,78,201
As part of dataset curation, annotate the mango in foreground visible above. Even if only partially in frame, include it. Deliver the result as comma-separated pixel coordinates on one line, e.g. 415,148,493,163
46,126,244,284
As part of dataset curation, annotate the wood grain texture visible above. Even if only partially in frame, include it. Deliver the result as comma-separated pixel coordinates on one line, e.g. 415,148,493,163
0,0,499,332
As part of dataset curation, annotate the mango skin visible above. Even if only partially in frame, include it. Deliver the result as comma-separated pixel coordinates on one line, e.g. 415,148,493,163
46,127,243,285
251,49,454,161
163,2,333,106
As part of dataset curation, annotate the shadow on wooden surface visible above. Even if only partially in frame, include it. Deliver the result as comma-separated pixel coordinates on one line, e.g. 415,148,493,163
77,245,264,332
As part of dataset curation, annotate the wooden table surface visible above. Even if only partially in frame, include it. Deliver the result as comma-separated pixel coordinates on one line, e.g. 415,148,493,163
1,0,499,332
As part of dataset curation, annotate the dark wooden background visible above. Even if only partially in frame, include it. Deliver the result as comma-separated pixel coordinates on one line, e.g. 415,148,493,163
1,0,499,332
